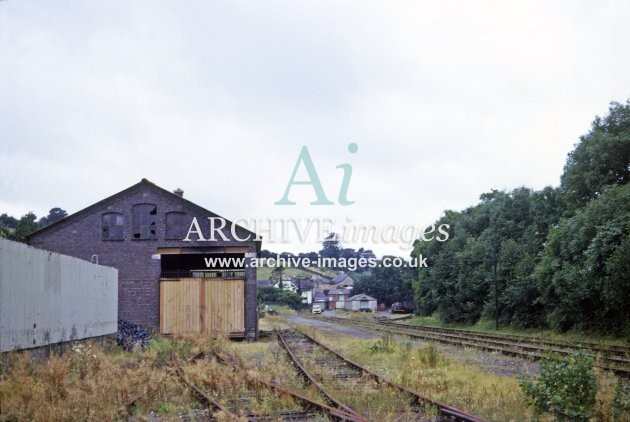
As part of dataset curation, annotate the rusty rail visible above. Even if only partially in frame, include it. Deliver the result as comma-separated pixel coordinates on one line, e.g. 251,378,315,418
276,329,369,421
175,366,239,418
210,349,365,421
380,320,630,356
279,328,488,422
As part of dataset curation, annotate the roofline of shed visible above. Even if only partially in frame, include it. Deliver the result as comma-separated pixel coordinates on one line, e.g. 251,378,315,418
26,178,261,252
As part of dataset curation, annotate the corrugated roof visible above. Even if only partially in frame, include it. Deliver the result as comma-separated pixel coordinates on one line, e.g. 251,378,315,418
347,293,376,302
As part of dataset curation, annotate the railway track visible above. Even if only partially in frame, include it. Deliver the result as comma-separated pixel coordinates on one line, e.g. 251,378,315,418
276,328,487,422
313,316,630,378
182,348,365,421
175,364,240,419
379,319,630,357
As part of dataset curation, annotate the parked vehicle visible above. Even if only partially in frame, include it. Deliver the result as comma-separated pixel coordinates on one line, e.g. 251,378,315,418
390,301,416,314
311,304,323,314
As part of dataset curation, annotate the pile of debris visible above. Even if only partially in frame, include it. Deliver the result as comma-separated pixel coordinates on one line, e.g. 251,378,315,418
117,320,151,350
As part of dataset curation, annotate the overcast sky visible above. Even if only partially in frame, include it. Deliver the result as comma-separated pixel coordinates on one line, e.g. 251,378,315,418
1,1,629,256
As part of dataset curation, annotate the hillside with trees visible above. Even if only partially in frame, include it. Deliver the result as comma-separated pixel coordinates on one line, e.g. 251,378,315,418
412,100,630,335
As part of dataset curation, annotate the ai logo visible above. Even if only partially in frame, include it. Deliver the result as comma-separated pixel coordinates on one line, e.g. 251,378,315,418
275,143,358,206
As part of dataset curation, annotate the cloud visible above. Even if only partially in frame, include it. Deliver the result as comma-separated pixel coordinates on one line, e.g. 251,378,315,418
1,0,629,255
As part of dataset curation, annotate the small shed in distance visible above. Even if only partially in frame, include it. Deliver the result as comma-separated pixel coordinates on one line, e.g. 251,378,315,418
344,293,377,312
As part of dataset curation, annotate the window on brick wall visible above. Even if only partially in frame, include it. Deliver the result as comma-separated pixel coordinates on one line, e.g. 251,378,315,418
165,211,187,240
102,212,124,240
132,204,157,240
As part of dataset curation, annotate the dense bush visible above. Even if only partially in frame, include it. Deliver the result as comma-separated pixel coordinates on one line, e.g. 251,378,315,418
536,183,630,334
412,188,560,327
257,286,303,310
613,379,630,420
518,353,596,421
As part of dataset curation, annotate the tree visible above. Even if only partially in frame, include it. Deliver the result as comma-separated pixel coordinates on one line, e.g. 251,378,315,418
38,207,68,227
355,248,376,273
411,100,629,335
561,100,630,210
320,232,341,260
354,259,415,307
260,249,279,259
270,265,286,288
297,251,318,263
13,212,39,242
412,187,560,327
340,247,357,261
535,183,630,334
257,286,303,310
0,213,18,229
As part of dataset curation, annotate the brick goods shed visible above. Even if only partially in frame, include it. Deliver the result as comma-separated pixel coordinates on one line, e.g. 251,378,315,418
28,179,260,339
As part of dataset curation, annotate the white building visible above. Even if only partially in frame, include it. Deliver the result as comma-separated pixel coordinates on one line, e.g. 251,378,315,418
344,293,377,312
274,277,298,293
301,290,313,304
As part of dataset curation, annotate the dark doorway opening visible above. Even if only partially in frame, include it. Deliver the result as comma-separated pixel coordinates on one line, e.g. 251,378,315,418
160,253,245,278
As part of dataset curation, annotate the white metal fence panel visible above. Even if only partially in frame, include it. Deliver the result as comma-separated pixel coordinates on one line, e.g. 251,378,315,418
0,238,118,352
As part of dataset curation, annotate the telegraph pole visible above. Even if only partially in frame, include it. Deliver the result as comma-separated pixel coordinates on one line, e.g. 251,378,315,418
489,245,500,330
445,251,511,330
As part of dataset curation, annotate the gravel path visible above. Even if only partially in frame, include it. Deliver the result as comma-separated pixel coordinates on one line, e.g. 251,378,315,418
289,315,539,379
288,316,381,339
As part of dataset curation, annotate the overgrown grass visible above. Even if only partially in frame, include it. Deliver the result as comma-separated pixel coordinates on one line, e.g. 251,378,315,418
297,326,630,421
228,325,429,420
0,334,327,421
300,327,534,421
181,355,304,418
235,339,328,405
281,332,420,419
0,338,196,421
3,328,626,421
262,304,299,317
259,311,294,331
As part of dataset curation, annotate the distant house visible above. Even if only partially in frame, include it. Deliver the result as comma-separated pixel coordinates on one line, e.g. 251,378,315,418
296,279,314,304
313,291,329,310
328,288,350,310
273,276,298,293
297,278,316,292
315,284,338,293
331,271,354,288
311,277,329,288
345,294,377,312
301,290,313,305
310,273,353,309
